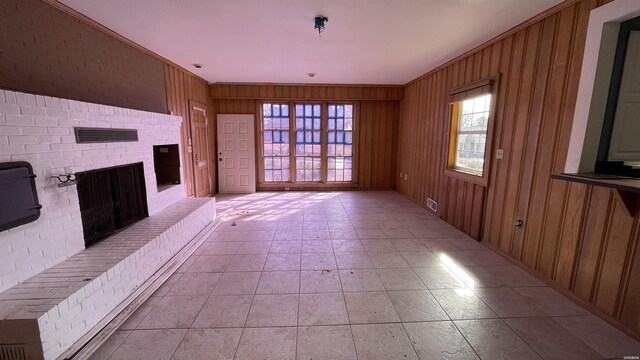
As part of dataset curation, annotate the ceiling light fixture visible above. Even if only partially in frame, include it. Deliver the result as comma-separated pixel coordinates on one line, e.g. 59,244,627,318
192,64,203,69
314,16,328,36
307,73,316,78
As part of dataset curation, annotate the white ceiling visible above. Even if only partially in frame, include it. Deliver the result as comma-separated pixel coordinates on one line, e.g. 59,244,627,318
59,0,563,85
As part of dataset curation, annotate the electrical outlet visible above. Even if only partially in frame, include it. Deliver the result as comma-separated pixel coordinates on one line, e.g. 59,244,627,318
399,172,403,178
496,149,504,159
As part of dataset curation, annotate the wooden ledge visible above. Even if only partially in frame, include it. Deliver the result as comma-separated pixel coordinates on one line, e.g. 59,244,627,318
552,173,640,216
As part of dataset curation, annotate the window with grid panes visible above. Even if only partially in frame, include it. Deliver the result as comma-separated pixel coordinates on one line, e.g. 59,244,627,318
327,104,353,182
451,94,491,176
262,103,290,182
295,104,322,182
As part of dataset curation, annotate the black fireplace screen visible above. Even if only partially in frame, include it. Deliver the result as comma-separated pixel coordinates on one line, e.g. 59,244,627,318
77,162,148,246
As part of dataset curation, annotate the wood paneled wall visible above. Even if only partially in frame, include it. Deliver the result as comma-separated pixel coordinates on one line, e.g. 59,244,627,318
165,64,212,197
397,0,640,337
210,84,402,191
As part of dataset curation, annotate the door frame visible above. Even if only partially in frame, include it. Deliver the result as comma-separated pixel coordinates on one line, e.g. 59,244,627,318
189,99,213,197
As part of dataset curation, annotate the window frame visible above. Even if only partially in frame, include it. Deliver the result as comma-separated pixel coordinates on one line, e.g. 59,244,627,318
258,100,358,188
444,76,499,187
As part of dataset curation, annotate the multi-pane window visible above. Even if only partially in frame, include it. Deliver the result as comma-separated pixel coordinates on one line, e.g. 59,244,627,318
451,94,491,176
262,103,290,182
295,104,322,182
327,104,353,182
260,102,355,185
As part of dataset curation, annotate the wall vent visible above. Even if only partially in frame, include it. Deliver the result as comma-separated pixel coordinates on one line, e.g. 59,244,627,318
0,344,29,360
426,197,438,212
74,127,138,143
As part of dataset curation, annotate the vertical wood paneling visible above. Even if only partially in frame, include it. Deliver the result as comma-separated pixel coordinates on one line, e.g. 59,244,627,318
164,64,212,197
397,0,640,337
209,86,401,191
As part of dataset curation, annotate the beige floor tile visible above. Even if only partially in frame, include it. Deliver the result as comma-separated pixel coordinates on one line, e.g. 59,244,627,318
392,239,428,252
361,240,396,252
414,266,467,289
377,268,427,290
191,295,252,328
335,252,374,269
300,269,342,293
368,251,411,268
269,240,302,253
274,228,303,240
301,252,337,270
118,296,161,330
330,228,360,239
463,250,512,266
236,241,272,254
175,256,199,273
277,221,303,230
485,265,546,287
243,230,275,241
513,287,590,316
455,319,541,359
301,240,334,252
339,269,385,292
351,323,418,360
332,240,365,252
430,289,497,320
299,292,349,325
256,271,300,294
400,251,442,268
137,295,206,329
235,327,297,360
185,255,233,273
387,290,449,322
214,231,248,242
225,254,267,272
108,329,187,360
166,272,221,296
474,288,545,318
297,325,357,360
263,253,301,271
172,328,242,360
356,228,387,239
245,294,299,327
404,321,479,360
553,315,640,358
88,330,130,360
303,229,331,240
505,317,601,360
199,242,241,255
211,272,260,295
344,291,400,324
457,266,506,288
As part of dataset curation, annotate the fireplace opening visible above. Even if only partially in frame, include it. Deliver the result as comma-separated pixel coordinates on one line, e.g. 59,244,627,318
153,144,180,192
77,162,148,247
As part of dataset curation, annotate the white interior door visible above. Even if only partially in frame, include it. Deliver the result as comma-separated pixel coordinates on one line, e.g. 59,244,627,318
217,114,256,193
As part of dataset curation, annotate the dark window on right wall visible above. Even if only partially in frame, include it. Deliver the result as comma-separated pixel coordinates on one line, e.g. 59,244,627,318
596,15,640,177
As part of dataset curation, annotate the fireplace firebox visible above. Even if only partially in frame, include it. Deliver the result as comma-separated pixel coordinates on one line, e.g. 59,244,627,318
77,162,148,247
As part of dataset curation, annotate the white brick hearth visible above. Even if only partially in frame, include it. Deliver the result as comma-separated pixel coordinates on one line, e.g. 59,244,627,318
0,90,217,359
0,89,185,292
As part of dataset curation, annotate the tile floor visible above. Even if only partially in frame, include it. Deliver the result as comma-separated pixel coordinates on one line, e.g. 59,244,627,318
90,191,640,360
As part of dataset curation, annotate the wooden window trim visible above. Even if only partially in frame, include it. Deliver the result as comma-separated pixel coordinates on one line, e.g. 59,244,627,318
257,100,357,188
444,75,499,187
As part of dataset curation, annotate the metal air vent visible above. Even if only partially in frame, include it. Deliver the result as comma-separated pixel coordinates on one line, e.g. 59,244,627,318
74,127,138,143
0,344,29,360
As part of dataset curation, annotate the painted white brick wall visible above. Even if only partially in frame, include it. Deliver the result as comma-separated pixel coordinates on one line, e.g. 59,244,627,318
0,89,185,293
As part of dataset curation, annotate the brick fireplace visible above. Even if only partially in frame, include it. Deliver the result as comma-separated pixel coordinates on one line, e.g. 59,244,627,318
0,89,216,359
